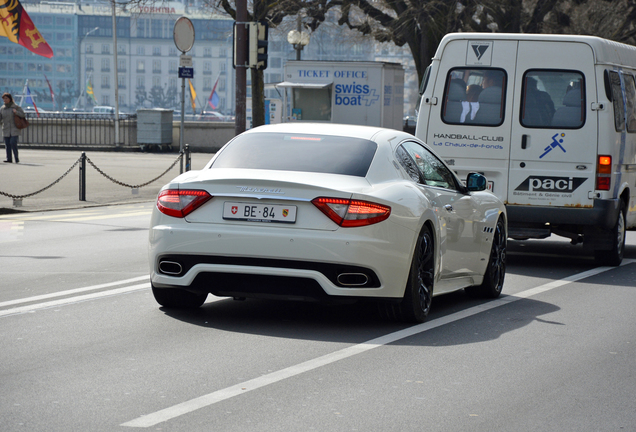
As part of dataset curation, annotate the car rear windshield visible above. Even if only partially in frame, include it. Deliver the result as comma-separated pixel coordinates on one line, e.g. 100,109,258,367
210,132,378,177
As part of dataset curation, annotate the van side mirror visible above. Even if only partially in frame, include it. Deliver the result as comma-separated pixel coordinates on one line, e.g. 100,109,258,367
466,172,487,191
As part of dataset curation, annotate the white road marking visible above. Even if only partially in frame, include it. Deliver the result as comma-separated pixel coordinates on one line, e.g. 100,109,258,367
121,259,635,428
0,283,151,317
0,275,149,308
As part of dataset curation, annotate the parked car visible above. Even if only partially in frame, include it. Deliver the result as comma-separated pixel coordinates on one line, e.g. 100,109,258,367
148,123,507,322
198,110,231,122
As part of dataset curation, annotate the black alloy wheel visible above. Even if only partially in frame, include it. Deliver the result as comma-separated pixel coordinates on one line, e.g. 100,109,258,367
466,217,506,298
380,225,435,323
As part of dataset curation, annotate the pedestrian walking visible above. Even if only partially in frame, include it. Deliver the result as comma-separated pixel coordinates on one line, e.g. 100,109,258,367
1,92,26,163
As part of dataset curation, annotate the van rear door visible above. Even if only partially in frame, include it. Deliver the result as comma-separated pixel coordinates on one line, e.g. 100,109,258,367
508,41,597,207
421,39,517,199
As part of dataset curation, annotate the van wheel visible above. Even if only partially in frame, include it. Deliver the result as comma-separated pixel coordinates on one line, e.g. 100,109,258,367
466,217,506,298
594,201,626,266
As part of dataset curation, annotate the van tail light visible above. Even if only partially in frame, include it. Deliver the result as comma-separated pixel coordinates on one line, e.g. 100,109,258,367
157,189,212,218
312,197,391,227
596,155,612,191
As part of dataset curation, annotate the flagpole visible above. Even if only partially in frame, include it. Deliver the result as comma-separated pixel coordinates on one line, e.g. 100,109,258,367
112,0,120,146
18,80,28,107
207,73,221,110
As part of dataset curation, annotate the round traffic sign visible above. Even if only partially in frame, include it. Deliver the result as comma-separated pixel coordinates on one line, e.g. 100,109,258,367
173,17,195,53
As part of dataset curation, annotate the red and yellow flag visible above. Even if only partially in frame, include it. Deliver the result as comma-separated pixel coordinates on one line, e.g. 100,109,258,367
0,0,54,58
188,79,197,113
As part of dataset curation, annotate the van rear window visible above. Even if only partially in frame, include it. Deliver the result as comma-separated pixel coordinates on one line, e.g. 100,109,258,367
441,68,507,126
521,70,585,129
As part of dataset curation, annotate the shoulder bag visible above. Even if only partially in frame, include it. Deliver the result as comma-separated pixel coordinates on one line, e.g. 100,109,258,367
14,114,29,129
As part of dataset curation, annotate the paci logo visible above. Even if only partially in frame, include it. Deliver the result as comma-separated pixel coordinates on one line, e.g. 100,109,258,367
471,44,490,61
515,176,587,193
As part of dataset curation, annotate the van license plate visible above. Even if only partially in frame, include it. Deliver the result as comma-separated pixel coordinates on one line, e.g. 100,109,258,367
223,202,297,223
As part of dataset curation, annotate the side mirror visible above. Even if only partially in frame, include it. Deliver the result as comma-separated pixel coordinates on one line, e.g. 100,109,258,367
466,172,487,192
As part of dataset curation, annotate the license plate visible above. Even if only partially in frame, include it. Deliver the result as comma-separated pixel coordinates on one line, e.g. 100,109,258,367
223,202,297,223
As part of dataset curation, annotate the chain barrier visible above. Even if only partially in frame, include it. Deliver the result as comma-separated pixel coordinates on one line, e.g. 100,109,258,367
85,153,183,189
0,152,184,202
0,157,81,200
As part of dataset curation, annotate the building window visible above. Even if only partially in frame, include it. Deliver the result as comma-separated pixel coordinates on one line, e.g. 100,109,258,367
203,78,211,91
86,57,93,72
101,75,110,89
204,47,212,57
101,58,110,72
270,57,282,69
152,60,161,74
118,45,126,55
118,74,126,89
102,95,110,105
101,44,110,54
153,46,161,56
118,59,126,72
137,45,145,56
86,44,94,54
219,47,227,58
137,76,145,88
137,60,145,73
203,62,212,75
169,46,177,56
152,76,161,87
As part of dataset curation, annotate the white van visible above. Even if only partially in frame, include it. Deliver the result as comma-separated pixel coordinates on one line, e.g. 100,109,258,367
416,33,636,265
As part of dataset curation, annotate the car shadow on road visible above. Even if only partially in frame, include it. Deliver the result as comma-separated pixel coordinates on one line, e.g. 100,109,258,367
159,290,561,347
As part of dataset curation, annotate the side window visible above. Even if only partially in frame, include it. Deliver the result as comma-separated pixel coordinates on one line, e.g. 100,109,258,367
441,67,506,126
609,71,625,132
624,74,636,133
521,70,585,129
399,142,458,190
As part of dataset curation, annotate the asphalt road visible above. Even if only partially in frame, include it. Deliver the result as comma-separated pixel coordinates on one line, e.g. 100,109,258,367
1,203,635,431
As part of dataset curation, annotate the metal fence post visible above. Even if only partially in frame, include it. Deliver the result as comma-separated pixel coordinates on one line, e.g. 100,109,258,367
79,152,86,201
185,144,191,172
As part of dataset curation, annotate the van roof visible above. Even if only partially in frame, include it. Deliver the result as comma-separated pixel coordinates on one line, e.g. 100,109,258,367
437,33,636,68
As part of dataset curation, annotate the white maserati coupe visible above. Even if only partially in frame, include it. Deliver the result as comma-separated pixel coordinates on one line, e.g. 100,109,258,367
148,123,507,323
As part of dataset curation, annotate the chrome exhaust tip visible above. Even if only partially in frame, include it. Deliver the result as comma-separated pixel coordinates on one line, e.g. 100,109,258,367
337,273,370,287
159,260,183,276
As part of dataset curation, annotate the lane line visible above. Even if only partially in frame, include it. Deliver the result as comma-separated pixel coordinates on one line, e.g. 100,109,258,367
0,275,149,308
121,260,635,428
0,283,151,317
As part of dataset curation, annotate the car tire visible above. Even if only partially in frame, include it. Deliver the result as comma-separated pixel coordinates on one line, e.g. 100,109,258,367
380,226,434,323
151,284,207,308
594,201,626,267
466,217,506,299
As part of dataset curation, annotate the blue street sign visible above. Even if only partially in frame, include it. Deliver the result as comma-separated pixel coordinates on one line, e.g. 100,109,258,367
178,67,194,78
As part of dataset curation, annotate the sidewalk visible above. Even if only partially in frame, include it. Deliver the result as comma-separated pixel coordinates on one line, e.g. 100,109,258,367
0,149,213,214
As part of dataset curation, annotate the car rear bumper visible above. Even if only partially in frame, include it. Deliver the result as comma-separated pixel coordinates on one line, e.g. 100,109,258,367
149,217,416,300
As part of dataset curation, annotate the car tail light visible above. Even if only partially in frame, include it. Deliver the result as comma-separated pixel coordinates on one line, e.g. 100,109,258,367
596,155,611,191
157,189,212,218
312,197,391,227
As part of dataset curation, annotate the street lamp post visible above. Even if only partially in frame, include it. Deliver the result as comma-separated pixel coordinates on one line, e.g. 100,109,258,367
287,15,310,60
76,26,98,110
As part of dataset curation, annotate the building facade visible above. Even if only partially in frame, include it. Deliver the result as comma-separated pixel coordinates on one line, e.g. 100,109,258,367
3,1,418,116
